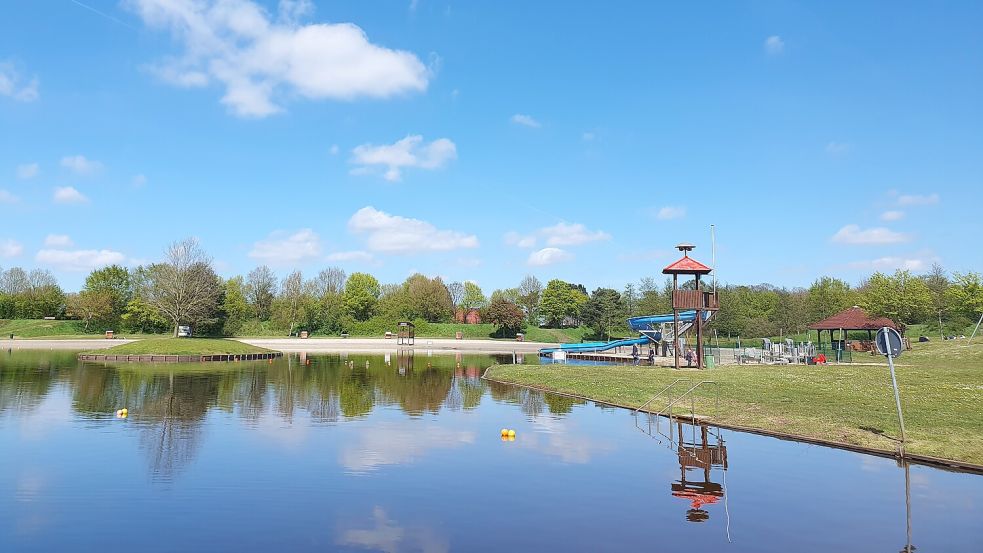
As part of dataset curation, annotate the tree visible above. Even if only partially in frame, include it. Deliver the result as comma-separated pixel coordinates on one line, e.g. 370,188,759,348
447,281,465,311
946,272,983,320
66,291,114,332
309,267,346,298
637,276,672,315
271,270,305,335
246,265,277,321
581,288,626,340
143,238,223,336
490,287,521,305
461,281,487,311
623,283,639,318
923,264,950,339
83,265,132,326
486,297,525,337
861,270,932,331
121,297,169,334
517,275,543,323
343,272,381,321
221,276,252,336
807,277,854,322
539,279,586,327
404,274,453,322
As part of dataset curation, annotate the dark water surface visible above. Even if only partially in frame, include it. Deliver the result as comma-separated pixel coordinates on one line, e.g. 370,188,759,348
1,350,981,552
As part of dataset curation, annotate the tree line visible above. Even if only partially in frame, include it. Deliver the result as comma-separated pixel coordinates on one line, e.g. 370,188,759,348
2,239,981,339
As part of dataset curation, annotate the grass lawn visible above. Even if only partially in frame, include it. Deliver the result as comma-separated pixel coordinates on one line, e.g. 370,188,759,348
486,340,983,466
0,319,167,340
86,338,272,356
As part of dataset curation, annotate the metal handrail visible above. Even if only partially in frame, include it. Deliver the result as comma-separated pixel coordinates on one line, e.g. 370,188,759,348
657,380,718,419
633,378,689,413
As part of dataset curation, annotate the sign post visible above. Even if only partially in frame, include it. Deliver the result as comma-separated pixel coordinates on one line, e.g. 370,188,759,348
876,326,906,456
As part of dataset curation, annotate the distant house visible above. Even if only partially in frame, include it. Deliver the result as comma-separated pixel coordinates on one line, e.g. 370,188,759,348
455,308,482,324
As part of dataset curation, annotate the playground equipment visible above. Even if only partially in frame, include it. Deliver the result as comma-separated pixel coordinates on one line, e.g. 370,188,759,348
538,310,712,357
538,243,719,366
664,244,718,369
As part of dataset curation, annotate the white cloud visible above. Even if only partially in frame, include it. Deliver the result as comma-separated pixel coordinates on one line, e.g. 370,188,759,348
249,228,322,263
0,239,23,258
126,0,429,117
504,231,536,249
132,174,148,187
348,206,478,254
35,248,126,271
350,135,456,181
53,186,89,204
656,206,686,220
527,247,572,266
0,190,18,204
831,224,910,245
60,155,102,175
44,234,74,247
880,210,905,221
326,250,374,263
847,255,935,272
510,113,541,128
764,35,785,55
825,141,850,155
541,222,610,246
0,61,39,102
16,163,39,179
897,193,940,206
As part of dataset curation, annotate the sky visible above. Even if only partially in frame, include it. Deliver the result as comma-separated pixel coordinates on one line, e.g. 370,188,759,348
1,0,981,293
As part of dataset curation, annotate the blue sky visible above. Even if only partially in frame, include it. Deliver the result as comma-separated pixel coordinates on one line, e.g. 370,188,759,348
1,0,981,292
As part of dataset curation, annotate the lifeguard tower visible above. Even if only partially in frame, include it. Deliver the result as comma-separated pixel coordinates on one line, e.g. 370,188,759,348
397,321,415,345
662,244,718,369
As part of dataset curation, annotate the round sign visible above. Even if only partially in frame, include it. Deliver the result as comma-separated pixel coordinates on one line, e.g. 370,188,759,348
875,327,903,357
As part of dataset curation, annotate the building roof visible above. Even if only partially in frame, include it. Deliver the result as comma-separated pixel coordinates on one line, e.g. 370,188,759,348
662,255,712,275
807,306,897,331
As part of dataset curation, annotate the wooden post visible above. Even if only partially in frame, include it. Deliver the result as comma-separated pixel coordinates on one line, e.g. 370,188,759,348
695,274,703,369
673,273,680,370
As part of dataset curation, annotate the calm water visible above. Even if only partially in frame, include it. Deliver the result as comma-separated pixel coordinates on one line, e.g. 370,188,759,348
1,350,981,552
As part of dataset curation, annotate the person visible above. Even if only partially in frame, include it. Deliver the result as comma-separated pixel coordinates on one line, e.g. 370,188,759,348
684,347,695,367
648,347,655,365
631,343,640,365
815,352,827,364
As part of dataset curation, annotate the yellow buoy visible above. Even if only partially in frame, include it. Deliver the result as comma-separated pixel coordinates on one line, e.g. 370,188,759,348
507,429,516,438
500,428,509,437
115,409,122,417
121,408,128,415
508,435,515,442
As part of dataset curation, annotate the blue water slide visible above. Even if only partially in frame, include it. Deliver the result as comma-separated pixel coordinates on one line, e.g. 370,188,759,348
539,310,714,356
627,311,698,330
539,336,651,355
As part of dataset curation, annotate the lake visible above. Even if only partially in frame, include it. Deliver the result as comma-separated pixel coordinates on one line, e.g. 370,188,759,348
1,350,981,552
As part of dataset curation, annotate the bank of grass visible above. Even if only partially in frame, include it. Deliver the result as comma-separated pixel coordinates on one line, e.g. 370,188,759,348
486,340,983,466
85,338,272,356
0,319,168,340
237,318,590,343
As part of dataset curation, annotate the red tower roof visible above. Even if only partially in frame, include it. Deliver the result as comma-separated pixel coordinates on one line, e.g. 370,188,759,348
662,255,712,275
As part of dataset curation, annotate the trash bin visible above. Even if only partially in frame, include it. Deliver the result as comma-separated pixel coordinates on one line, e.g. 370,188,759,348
516,333,524,342
705,354,715,369
300,331,309,339
455,331,463,340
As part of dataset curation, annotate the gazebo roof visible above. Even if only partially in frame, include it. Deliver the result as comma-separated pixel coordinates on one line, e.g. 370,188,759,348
807,306,897,331
662,256,712,275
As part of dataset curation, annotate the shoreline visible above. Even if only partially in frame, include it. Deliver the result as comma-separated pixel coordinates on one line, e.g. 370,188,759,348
481,368,983,475
1,337,556,354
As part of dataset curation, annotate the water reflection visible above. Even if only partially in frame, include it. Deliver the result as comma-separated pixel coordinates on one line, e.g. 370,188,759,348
338,507,449,553
636,415,729,525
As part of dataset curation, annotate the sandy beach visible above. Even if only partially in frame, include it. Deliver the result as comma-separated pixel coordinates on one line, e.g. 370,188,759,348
0,337,556,354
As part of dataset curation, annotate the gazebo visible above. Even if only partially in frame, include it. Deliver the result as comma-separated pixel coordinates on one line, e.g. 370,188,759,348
397,321,415,345
807,306,897,351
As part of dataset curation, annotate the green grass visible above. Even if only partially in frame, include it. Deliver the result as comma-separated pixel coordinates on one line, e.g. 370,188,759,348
86,338,272,356
0,319,168,340
486,339,983,466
